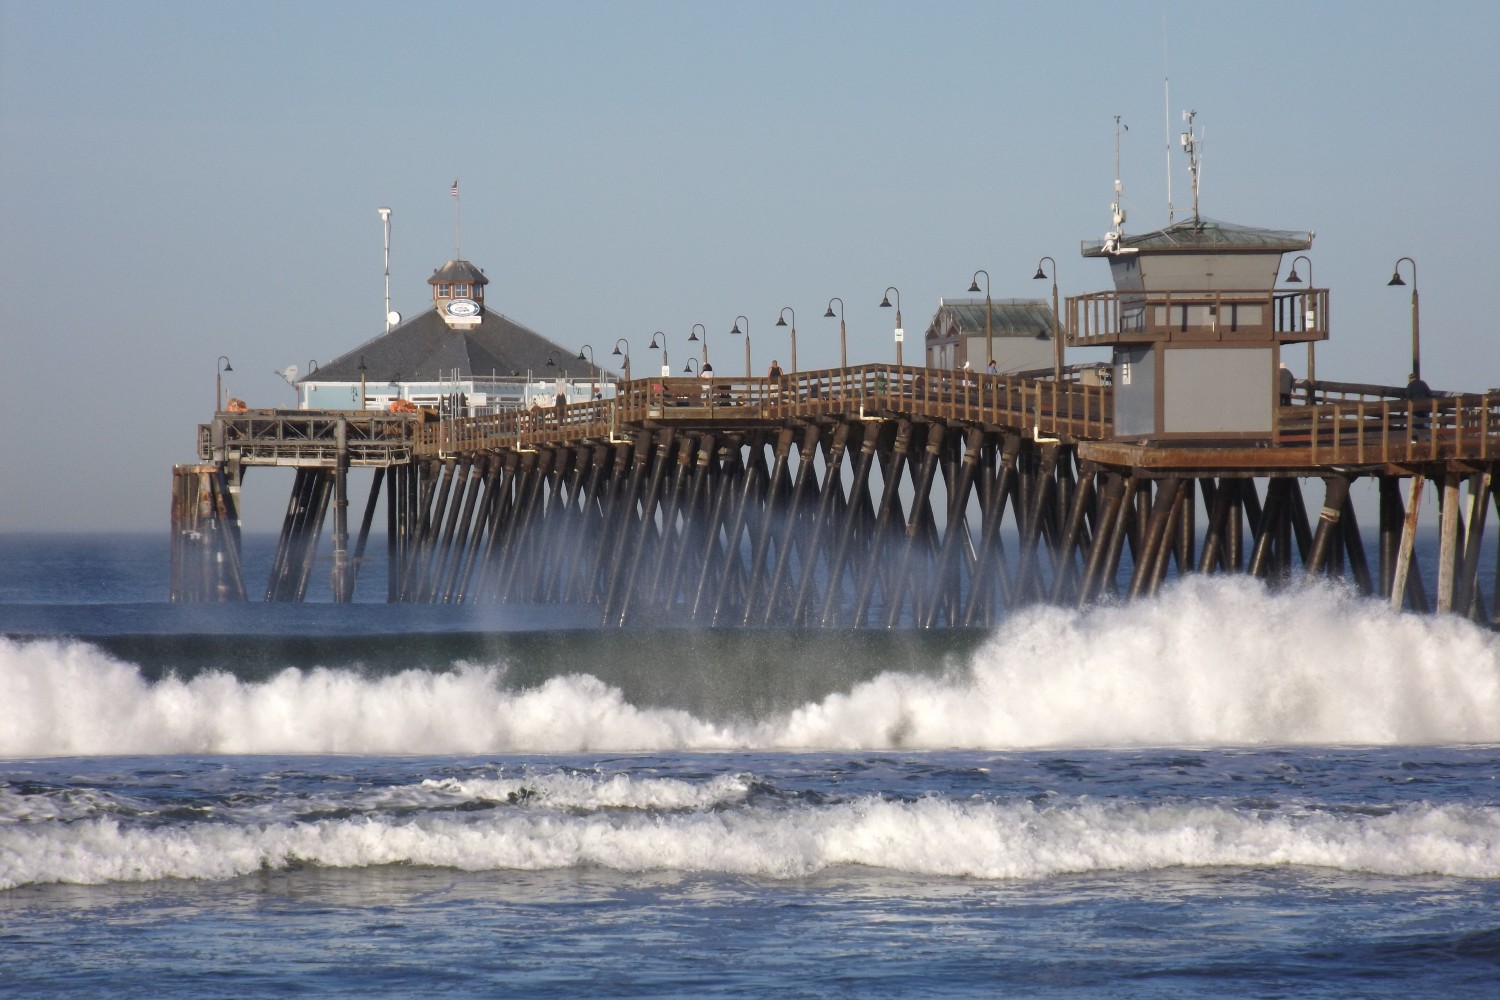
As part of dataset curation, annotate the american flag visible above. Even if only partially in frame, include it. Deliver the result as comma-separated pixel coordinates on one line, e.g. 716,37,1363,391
450,179,459,198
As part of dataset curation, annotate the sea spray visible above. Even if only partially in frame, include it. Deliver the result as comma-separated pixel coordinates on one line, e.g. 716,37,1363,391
3,577,1498,756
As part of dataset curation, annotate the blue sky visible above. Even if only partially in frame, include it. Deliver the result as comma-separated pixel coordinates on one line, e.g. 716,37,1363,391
2,0,1496,531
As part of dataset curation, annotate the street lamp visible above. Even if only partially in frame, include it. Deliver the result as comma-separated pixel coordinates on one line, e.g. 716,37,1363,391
357,355,367,410
879,287,903,366
683,357,699,376
1284,256,1316,386
823,297,846,369
649,331,670,377
968,270,992,371
1388,257,1420,380
612,338,632,383
1033,257,1061,382
731,315,751,379
577,343,597,395
688,323,709,367
215,355,232,411
775,307,798,374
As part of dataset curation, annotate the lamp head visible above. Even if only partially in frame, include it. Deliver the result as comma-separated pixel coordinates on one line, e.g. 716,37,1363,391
968,280,981,292
776,315,787,327
1032,267,1048,281
1388,271,1406,287
879,295,892,308
1286,267,1302,283
823,306,835,318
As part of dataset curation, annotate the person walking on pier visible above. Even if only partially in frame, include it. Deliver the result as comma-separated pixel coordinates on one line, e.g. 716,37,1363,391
768,359,783,379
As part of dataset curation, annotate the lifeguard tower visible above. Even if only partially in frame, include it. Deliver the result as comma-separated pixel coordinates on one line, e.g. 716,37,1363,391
1067,117,1326,442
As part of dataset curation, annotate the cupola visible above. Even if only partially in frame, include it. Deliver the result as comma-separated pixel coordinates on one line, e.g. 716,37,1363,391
429,259,489,329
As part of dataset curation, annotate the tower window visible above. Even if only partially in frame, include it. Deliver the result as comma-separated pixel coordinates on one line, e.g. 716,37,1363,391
454,283,470,297
436,283,452,297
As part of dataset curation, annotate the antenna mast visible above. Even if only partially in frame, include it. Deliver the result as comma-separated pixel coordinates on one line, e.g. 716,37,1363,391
1180,110,1202,220
1163,13,1174,223
1104,116,1129,253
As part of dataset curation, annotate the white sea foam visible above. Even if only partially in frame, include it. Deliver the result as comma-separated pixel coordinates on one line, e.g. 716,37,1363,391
3,577,1498,756
4,791,1498,889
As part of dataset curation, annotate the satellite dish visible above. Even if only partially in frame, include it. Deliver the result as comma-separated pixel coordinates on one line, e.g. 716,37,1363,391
387,311,402,326
281,365,299,383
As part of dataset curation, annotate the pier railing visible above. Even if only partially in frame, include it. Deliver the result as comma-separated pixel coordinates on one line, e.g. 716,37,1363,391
1275,392,1500,464
413,364,1114,456
198,375,1500,472
199,409,418,467
1066,287,1329,345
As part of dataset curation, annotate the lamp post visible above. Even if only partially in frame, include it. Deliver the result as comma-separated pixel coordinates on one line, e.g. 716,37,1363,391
731,315,751,379
823,297,846,369
683,357,699,376
1284,255,1315,386
688,323,709,367
879,287,903,366
215,355,232,411
378,207,393,334
968,270,992,371
577,343,597,396
648,331,670,377
1388,257,1420,380
357,355,367,410
1032,257,1060,382
775,307,798,374
612,338,632,384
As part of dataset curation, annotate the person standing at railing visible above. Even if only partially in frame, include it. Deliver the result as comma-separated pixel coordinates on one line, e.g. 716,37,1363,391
1279,363,1294,405
1406,373,1432,441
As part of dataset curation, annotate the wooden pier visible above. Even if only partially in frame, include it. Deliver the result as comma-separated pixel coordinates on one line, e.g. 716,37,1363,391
172,366,1500,627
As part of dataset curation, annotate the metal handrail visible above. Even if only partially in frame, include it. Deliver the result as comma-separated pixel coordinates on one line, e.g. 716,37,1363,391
1066,287,1330,345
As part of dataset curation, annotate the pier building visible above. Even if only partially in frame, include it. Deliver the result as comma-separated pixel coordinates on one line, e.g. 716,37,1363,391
294,257,610,416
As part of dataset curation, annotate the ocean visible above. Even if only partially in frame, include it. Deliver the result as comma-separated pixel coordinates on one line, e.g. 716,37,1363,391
2,532,1499,997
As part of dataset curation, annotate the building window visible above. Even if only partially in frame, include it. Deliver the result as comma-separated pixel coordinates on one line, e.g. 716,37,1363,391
437,283,452,297
454,282,470,297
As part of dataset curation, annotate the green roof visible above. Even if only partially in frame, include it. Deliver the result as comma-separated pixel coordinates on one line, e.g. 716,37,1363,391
1081,216,1313,257
929,298,1056,338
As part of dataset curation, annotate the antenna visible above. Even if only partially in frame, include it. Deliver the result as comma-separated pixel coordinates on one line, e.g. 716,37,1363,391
1180,110,1202,220
1103,116,1136,255
1163,14,1174,223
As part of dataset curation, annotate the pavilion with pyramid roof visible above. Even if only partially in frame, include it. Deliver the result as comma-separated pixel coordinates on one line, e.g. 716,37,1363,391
297,257,611,415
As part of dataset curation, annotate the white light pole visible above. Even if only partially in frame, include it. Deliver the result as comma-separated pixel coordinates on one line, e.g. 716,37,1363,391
378,207,393,333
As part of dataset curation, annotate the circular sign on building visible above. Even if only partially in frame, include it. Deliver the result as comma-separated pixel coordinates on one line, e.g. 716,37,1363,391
446,298,480,318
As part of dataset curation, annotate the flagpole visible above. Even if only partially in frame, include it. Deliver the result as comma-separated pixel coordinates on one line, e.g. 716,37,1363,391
451,177,461,258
